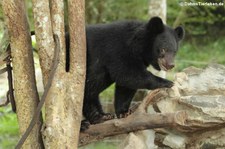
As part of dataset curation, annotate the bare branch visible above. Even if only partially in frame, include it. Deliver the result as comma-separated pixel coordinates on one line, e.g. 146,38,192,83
79,111,187,146
135,89,167,113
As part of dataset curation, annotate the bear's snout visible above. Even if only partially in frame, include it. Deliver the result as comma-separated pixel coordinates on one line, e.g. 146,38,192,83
158,57,175,71
165,63,175,70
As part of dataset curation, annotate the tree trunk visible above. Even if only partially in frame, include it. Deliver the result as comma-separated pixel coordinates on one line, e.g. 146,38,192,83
42,0,86,148
149,0,167,23
1,0,43,148
32,0,55,86
50,0,66,58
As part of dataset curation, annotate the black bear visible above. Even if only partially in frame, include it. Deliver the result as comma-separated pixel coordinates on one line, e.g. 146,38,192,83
72,17,184,126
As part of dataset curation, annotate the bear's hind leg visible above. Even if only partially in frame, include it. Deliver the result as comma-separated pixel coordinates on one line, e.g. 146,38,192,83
115,84,136,118
83,95,114,124
94,95,115,121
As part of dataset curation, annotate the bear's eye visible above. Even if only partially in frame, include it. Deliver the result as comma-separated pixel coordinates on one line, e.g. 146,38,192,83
160,48,167,53
159,48,167,58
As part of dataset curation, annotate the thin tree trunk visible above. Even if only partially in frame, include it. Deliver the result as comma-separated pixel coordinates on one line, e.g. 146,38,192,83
32,0,55,86
1,0,43,148
149,0,167,23
67,0,86,145
50,0,66,58
42,0,86,148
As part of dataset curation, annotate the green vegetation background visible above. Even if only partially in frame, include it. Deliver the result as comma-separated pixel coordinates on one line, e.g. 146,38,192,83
0,0,225,148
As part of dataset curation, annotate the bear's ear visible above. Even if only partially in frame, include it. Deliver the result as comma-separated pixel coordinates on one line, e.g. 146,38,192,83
175,26,185,40
146,17,164,34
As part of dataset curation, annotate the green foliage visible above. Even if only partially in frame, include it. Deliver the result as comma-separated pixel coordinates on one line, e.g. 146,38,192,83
168,0,225,39
85,0,225,42
175,36,225,71
0,107,19,149
25,0,35,31
86,0,149,24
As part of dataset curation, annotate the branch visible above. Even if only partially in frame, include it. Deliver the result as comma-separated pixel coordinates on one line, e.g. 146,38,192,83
79,90,188,146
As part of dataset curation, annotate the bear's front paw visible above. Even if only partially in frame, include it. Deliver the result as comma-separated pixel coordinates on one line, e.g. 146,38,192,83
161,79,174,88
117,109,132,119
101,113,115,121
90,113,115,124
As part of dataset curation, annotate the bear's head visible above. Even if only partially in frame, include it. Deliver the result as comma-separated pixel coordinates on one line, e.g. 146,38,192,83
142,17,185,71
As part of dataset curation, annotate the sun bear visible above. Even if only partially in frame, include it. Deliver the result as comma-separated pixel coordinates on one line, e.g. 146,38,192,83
67,17,185,127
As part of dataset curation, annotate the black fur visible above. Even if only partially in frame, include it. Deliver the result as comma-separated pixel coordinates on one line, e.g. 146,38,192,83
67,17,185,125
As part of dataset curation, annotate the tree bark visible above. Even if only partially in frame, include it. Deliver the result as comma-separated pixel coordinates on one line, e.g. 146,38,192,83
32,0,55,86
149,0,167,23
50,0,66,63
42,0,86,148
1,0,43,148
